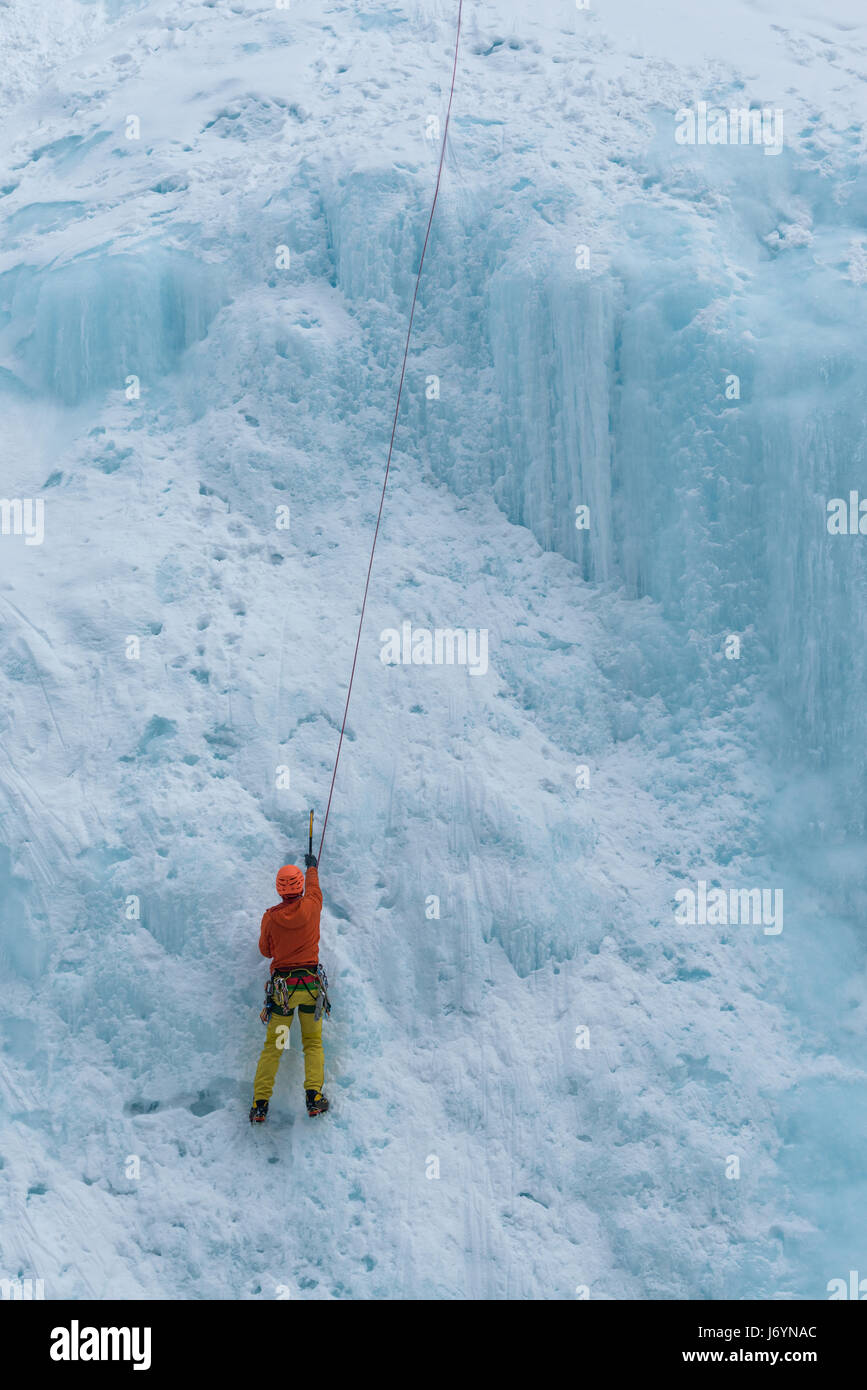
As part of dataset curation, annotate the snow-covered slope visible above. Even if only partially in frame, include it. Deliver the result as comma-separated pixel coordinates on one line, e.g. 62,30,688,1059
1,0,865,1299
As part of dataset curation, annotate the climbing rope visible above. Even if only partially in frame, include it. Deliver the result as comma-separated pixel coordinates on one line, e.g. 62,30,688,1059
318,1,464,862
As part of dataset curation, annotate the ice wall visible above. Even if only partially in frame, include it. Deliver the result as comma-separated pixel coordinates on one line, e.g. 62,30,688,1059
320,101,867,866
0,0,865,1303
0,250,227,404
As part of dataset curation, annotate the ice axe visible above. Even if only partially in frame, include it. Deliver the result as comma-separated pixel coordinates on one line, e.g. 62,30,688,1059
308,809,314,861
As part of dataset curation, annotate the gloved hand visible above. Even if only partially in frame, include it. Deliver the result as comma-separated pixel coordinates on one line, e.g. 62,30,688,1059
304,853,318,868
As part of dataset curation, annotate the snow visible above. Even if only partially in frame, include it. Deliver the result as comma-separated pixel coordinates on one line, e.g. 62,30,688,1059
0,0,866,1300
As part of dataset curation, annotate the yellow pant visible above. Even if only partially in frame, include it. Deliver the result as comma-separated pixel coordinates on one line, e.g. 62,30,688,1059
253,988,324,1098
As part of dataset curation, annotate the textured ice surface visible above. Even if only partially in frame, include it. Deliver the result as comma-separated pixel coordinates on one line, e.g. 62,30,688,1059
0,0,865,1299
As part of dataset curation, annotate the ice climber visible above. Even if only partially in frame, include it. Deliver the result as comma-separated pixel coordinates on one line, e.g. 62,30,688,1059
249,853,330,1123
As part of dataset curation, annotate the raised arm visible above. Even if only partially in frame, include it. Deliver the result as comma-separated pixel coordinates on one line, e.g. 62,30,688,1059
304,862,322,911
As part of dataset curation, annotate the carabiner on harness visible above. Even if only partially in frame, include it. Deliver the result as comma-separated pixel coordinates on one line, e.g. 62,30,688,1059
313,963,331,1022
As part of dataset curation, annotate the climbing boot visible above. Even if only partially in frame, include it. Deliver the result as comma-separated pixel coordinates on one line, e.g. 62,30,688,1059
305,1089,329,1117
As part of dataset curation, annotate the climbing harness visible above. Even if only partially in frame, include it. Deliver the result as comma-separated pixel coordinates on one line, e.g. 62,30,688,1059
317,0,464,865
260,964,331,1023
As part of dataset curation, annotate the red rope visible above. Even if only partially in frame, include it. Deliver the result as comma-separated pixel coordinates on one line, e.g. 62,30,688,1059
318,1,463,862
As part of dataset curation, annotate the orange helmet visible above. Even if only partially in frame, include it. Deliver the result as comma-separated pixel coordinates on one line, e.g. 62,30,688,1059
276,864,304,897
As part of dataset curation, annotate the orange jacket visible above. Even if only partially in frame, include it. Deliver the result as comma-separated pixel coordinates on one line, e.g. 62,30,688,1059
259,867,323,973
